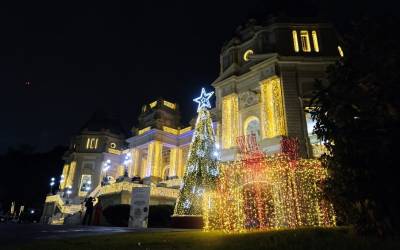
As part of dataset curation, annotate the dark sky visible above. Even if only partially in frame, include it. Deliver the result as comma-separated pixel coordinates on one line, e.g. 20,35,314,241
0,0,395,153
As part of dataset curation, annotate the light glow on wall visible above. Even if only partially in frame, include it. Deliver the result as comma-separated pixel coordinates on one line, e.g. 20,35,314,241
146,141,162,177
149,101,158,108
163,126,179,135
312,31,319,52
163,100,176,110
138,126,151,135
260,76,287,138
292,30,299,52
179,126,192,134
222,94,239,148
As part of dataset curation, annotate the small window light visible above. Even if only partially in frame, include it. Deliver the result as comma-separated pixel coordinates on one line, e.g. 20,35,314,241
243,49,254,61
292,30,299,52
338,46,344,57
312,31,319,52
300,30,311,52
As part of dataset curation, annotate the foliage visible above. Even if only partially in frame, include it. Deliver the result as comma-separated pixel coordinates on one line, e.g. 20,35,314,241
311,16,400,236
0,145,67,213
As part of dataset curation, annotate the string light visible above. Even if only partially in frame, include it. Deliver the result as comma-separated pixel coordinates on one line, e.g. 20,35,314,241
203,137,336,232
174,89,219,217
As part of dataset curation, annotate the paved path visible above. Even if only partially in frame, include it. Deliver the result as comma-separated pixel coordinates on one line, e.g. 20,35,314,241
0,223,189,247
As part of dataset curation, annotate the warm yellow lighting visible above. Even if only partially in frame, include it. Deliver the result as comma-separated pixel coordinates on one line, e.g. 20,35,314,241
292,30,299,52
60,164,69,189
169,147,178,177
179,126,192,134
149,101,158,108
177,147,184,178
107,148,121,155
312,31,319,52
138,126,151,135
260,76,287,138
203,155,336,232
86,138,98,149
338,46,344,57
132,148,140,176
146,141,162,177
243,49,254,61
300,30,311,52
65,161,76,189
163,100,176,110
163,126,179,135
222,93,239,148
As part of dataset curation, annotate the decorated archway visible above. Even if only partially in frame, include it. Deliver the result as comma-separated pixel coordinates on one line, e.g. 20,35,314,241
203,136,336,232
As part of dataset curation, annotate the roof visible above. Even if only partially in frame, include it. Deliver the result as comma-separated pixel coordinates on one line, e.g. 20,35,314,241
80,109,127,136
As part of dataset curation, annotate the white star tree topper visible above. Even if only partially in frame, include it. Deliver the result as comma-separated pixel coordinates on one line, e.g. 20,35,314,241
193,88,214,112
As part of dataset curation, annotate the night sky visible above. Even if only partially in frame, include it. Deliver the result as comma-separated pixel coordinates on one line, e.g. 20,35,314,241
0,1,395,153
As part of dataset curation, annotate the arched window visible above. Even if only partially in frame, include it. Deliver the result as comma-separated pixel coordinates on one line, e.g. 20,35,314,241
243,116,261,141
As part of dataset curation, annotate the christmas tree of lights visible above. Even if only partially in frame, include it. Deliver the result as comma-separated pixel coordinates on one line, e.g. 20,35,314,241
174,88,219,216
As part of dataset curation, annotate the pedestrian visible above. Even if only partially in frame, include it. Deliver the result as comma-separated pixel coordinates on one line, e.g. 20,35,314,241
82,197,94,225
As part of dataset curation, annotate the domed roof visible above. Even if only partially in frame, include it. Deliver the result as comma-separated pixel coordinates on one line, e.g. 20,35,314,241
80,109,127,136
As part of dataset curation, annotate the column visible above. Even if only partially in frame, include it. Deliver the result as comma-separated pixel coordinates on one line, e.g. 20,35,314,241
131,148,140,177
221,93,239,148
60,164,69,190
260,76,287,138
146,141,163,178
65,161,76,189
169,147,183,178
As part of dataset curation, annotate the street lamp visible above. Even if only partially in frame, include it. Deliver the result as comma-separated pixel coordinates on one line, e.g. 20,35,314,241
66,186,72,198
49,177,55,194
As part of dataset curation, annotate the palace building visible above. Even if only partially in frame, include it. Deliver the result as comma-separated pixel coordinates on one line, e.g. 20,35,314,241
41,19,342,225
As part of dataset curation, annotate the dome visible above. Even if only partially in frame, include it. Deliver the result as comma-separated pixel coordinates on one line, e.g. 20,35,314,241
80,109,127,136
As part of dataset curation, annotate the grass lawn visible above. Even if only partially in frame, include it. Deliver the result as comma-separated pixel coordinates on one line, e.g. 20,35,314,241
11,227,400,250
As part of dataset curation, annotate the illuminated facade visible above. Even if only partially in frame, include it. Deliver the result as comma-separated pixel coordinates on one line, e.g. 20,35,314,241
41,100,195,225
41,19,342,225
213,19,341,160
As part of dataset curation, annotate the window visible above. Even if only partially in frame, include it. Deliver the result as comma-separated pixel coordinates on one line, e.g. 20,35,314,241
86,138,98,149
243,49,254,61
292,30,299,52
312,31,319,52
79,175,92,195
244,116,261,142
338,46,344,57
300,31,311,52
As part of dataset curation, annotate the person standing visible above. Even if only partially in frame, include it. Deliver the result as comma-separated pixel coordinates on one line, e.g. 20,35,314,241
82,197,94,225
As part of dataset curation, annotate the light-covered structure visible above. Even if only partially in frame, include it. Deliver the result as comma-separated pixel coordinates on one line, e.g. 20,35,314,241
213,18,341,160
41,19,342,225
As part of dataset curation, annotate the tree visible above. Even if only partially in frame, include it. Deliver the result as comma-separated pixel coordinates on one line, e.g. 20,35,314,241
174,88,219,216
311,16,400,236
